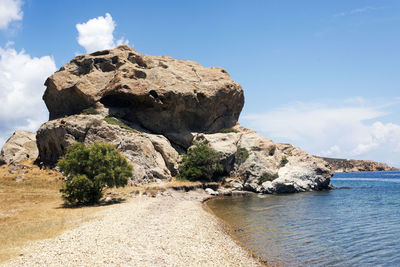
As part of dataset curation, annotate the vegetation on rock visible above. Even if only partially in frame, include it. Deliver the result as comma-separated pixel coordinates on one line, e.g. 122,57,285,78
235,146,249,166
58,142,133,205
217,128,238,133
82,107,100,115
258,172,279,185
104,117,136,131
178,142,223,182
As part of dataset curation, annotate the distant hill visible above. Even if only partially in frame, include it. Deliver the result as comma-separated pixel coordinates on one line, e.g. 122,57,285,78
319,157,398,173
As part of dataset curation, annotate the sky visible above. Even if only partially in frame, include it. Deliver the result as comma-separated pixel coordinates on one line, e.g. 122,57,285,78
0,0,399,166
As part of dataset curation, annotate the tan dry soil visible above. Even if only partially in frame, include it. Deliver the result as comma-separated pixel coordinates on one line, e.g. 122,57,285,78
3,190,263,267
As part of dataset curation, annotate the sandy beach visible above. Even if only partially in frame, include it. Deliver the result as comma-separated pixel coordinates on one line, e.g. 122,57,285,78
2,190,263,267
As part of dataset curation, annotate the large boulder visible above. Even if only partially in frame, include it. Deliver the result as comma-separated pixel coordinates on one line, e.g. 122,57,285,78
36,115,179,183
193,126,333,193
0,130,38,165
43,45,244,147
35,46,334,193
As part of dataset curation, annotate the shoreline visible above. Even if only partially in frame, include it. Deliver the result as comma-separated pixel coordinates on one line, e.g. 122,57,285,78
202,196,270,266
2,189,265,267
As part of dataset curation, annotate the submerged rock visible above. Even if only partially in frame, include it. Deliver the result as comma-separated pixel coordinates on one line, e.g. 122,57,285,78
0,130,38,165
43,45,244,147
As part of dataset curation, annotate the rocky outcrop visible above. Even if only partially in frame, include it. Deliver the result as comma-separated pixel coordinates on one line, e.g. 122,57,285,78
193,126,332,194
35,114,332,192
43,45,244,147
36,115,179,183
320,157,398,172
0,130,38,165
29,45,336,193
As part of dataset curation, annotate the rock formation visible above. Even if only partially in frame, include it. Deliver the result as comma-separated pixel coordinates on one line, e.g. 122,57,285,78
36,115,179,183
43,45,244,147
0,130,38,165
320,157,398,172
193,126,332,193
3,45,336,193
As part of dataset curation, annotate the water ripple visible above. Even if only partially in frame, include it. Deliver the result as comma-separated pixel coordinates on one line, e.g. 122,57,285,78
207,171,400,266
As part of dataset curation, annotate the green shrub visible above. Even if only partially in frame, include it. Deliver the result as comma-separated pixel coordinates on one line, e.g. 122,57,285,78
280,156,289,167
82,107,100,115
235,146,249,166
217,128,238,133
178,142,223,182
58,142,133,205
258,172,279,185
104,117,135,131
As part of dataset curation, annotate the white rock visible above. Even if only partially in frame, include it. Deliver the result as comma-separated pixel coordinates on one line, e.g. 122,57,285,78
205,188,219,196
194,125,333,194
0,130,38,165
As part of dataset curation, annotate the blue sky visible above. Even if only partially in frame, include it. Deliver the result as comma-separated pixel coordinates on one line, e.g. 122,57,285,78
1,0,400,166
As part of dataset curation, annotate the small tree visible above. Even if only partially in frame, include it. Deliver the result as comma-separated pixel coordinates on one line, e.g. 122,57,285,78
58,142,133,205
178,142,222,182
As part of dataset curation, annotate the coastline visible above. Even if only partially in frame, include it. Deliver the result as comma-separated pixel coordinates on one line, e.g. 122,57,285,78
202,195,272,266
2,190,264,267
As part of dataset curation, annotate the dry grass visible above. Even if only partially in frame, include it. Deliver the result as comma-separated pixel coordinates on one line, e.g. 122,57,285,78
123,178,218,197
0,161,107,263
167,178,203,187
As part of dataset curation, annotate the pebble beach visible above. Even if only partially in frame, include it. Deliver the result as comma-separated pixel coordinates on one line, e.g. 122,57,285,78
3,190,263,267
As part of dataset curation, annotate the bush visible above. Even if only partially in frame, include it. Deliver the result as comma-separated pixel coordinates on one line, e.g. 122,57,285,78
82,107,100,115
217,128,238,133
258,172,279,185
178,142,222,182
104,117,136,131
235,146,249,166
58,142,133,205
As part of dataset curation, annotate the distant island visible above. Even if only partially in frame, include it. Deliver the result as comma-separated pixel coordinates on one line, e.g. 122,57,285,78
319,157,398,172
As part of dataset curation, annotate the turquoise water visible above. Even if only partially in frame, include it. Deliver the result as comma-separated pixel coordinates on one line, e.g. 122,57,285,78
207,171,400,266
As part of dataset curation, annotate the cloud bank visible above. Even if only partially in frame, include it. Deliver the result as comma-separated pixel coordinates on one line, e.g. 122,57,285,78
0,0,23,29
0,46,57,147
76,13,129,53
241,100,400,166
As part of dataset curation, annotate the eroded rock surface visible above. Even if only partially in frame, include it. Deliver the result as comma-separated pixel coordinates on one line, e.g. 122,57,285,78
0,130,38,165
33,46,335,193
43,45,244,147
193,126,333,193
36,115,179,183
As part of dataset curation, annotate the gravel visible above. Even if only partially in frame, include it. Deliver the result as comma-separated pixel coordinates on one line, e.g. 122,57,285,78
3,190,263,267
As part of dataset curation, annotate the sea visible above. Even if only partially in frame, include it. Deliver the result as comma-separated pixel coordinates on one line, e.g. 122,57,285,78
206,171,400,266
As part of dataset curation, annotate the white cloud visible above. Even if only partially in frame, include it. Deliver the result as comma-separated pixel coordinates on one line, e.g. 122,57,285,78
0,46,57,147
241,100,400,166
76,13,129,53
352,122,400,155
322,145,341,157
334,6,380,17
0,0,23,29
